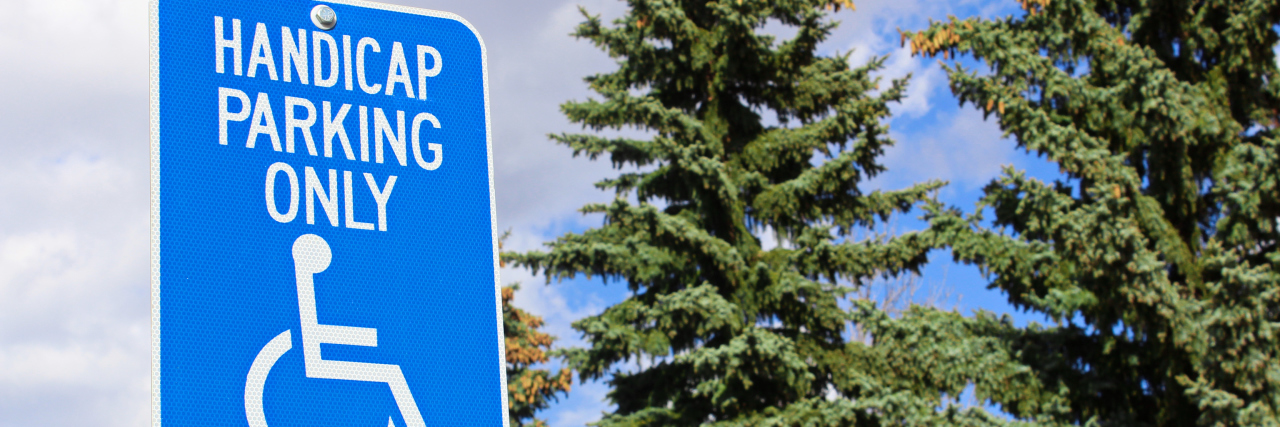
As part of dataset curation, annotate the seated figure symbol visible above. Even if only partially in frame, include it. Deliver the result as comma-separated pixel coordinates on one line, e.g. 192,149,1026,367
244,234,426,427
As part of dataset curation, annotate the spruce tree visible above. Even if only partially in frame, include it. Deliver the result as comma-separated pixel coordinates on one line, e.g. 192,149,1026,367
504,0,963,425
897,0,1280,424
503,284,573,427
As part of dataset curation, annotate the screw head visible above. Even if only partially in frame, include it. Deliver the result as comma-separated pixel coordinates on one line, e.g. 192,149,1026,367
311,5,337,30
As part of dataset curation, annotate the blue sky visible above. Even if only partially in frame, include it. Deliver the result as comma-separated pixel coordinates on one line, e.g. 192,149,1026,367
0,0,1066,425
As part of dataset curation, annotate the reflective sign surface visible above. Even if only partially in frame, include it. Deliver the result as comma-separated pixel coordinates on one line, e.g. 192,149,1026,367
151,1,505,425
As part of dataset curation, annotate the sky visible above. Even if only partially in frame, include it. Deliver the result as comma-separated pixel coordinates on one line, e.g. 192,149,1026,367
0,0,1061,425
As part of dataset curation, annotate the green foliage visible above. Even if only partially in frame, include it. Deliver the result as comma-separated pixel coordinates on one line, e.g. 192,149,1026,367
501,0,981,425
902,0,1280,425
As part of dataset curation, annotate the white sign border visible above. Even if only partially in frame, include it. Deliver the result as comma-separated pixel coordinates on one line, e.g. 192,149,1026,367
147,1,160,425
149,1,508,425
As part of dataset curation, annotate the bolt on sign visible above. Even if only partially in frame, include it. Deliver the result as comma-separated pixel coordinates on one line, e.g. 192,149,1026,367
149,1,506,426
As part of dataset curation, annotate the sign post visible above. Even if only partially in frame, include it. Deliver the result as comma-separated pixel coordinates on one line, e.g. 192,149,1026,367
149,1,506,426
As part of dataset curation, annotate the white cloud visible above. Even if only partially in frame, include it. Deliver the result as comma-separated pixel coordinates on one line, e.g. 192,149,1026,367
549,380,613,427
878,44,945,118
415,0,631,235
502,264,608,351
879,107,1011,192
0,0,150,424
0,156,150,427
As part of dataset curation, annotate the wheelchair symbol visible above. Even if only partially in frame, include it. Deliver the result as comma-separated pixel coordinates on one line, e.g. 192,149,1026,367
244,234,426,427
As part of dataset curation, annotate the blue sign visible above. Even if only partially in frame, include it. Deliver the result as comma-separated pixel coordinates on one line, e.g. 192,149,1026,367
149,1,506,426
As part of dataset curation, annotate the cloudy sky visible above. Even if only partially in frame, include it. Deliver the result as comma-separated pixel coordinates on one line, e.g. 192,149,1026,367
0,0,1056,425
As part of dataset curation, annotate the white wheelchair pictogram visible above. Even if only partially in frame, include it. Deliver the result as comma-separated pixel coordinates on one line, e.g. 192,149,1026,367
244,234,426,427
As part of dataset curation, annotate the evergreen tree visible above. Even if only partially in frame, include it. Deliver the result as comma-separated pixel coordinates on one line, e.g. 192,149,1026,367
504,0,971,424
897,0,1280,424
503,284,573,427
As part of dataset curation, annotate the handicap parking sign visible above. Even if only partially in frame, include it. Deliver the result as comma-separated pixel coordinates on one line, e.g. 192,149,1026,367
149,1,507,426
